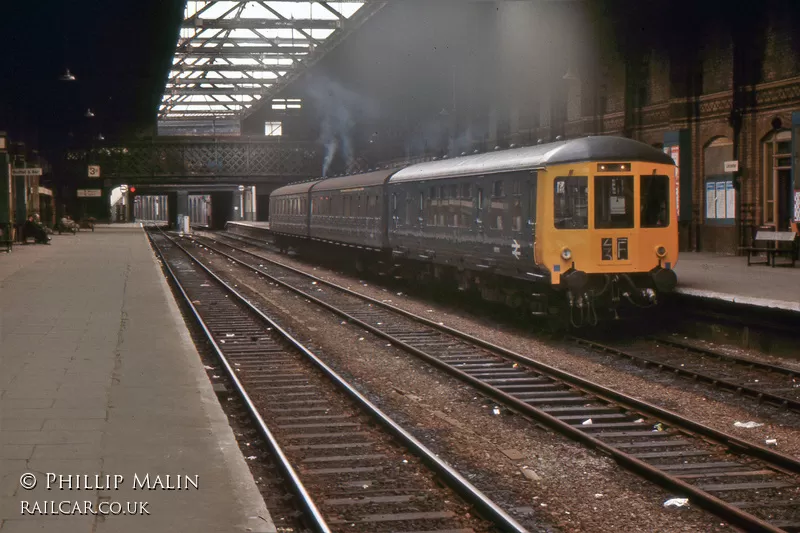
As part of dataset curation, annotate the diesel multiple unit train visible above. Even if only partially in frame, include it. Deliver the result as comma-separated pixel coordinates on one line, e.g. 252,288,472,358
269,136,678,326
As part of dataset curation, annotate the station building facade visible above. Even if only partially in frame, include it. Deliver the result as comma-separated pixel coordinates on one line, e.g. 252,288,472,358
489,2,800,254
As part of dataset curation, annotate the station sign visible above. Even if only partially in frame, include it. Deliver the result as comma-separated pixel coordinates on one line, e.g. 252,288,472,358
88,165,101,178
723,160,739,173
77,189,102,198
11,168,42,176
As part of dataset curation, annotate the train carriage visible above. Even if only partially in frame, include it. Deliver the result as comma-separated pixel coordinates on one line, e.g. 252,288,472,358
268,136,679,326
308,170,393,249
269,180,320,242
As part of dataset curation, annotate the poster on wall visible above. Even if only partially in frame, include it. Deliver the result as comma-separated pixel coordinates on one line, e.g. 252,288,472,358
706,181,716,219
794,190,800,223
726,181,735,219
715,181,725,218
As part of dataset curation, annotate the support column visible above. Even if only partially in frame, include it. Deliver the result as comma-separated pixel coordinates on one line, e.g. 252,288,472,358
210,191,234,229
243,186,256,221
233,188,243,222
167,192,177,229
13,170,27,225
176,190,188,231
0,151,10,226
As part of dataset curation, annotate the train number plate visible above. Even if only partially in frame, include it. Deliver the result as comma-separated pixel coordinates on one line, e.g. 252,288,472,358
601,238,613,261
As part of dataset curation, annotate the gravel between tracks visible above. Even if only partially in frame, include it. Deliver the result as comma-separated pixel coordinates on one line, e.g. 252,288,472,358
234,243,800,459
191,239,735,533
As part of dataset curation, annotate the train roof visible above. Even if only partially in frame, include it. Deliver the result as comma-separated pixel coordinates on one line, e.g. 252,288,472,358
389,136,675,183
312,169,395,192
270,180,322,197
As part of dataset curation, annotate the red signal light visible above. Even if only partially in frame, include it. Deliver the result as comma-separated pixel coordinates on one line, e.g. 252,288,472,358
129,187,136,193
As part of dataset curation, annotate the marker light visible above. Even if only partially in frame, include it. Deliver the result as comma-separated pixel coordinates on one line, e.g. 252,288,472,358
561,248,572,261
655,246,667,258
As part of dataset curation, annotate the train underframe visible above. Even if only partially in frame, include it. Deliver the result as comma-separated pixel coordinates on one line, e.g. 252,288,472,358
275,234,676,329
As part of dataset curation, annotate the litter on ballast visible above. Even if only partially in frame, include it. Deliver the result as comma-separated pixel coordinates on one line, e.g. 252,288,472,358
634,418,645,423
664,498,689,508
582,419,593,425
492,407,501,415
734,421,763,429
766,438,778,446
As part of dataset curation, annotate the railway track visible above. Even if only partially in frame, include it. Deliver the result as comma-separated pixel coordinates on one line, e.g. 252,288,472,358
146,227,526,533
570,336,800,413
183,231,800,533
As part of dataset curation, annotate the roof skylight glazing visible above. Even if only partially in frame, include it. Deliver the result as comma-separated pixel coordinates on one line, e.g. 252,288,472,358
159,1,382,121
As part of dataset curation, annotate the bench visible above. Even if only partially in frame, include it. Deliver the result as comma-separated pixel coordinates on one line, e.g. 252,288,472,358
740,230,798,267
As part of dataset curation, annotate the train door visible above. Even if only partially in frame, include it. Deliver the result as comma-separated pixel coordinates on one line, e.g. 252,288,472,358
513,171,537,263
474,181,487,255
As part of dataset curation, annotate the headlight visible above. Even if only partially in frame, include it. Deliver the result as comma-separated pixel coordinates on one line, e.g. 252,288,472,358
655,246,667,258
561,248,572,261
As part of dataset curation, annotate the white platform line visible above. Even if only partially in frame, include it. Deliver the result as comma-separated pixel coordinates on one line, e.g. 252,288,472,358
676,287,800,313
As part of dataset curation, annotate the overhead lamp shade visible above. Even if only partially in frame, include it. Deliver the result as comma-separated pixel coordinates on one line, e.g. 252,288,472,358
85,109,95,118
60,69,76,81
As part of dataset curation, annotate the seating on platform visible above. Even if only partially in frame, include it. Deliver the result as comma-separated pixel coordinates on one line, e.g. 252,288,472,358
740,230,798,267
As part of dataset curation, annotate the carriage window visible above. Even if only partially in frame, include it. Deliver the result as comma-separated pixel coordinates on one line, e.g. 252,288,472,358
449,184,458,204
493,180,504,197
462,183,471,199
641,175,670,227
554,176,588,229
512,196,522,232
594,175,634,229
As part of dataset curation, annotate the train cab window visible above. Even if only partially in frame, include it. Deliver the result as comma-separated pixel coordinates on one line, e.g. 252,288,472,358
640,175,670,227
594,175,634,229
554,176,588,229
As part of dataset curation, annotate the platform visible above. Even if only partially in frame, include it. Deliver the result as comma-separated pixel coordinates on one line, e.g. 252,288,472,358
674,252,800,313
0,225,275,533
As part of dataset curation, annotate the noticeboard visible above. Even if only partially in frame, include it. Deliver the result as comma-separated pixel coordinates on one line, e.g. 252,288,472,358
795,190,800,223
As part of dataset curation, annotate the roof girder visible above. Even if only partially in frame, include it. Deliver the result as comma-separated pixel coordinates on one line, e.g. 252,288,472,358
159,1,387,121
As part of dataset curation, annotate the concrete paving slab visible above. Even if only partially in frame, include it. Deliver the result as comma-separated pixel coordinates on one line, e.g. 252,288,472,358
1,226,275,532
674,252,800,312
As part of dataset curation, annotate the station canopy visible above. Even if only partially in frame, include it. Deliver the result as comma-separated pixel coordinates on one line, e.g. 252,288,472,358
158,1,382,123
